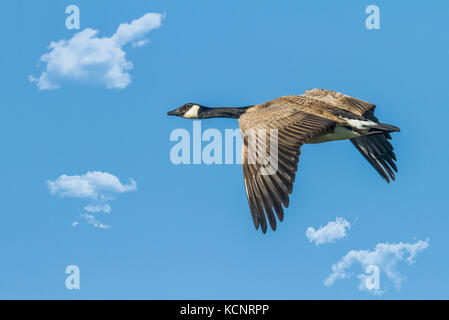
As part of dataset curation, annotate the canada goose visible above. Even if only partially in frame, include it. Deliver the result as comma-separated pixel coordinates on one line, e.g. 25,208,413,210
168,89,400,233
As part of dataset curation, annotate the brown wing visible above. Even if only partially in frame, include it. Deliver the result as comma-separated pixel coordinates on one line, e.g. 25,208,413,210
303,89,375,117
239,104,333,233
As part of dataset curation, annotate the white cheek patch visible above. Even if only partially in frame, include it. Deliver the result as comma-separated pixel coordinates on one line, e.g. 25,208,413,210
183,105,200,119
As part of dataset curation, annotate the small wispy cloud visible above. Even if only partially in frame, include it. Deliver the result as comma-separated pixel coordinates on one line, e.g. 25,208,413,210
80,213,110,229
306,217,351,245
47,171,137,229
132,39,149,48
29,12,163,90
324,239,430,294
84,201,111,214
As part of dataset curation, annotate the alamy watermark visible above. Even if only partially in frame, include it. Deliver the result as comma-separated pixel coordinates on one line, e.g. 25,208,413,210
169,121,279,175
364,264,380,291
65,265,80,290
65,5,80,30
365,5,380,30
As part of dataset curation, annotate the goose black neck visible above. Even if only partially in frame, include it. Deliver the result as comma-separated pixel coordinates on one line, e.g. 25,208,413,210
200,106,252,119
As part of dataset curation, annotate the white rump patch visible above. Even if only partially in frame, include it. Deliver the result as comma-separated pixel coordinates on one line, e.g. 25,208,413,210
343,118,376,130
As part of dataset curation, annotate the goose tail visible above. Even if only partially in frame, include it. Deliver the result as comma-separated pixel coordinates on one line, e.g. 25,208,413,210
367,122,400,135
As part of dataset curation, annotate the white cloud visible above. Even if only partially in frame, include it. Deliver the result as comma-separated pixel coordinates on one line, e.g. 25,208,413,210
112,14,161,46
80,213,110,229
48,171,136,229
84,202,111,214
306,217,351,245
132,39,149,48
324,239,430,294
30,12,162,90
47,171,137,199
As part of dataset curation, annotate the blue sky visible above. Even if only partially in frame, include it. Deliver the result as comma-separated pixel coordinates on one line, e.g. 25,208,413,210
0,0,448,299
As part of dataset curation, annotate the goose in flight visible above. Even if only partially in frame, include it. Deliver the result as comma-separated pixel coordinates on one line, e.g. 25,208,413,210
167,89,400,233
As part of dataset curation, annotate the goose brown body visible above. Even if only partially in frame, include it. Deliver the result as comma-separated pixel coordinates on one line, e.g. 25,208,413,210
168,89,400,233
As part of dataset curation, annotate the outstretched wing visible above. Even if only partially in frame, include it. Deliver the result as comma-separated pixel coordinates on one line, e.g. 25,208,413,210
304,88,375,116
239,104,333,233
350,109,398,182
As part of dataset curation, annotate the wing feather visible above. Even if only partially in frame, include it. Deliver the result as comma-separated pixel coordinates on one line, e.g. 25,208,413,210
239,106,333,233
350,108,398,182
304,88,375,116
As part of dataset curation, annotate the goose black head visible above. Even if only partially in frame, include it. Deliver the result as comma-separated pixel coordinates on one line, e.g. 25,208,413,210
167,103,206,119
